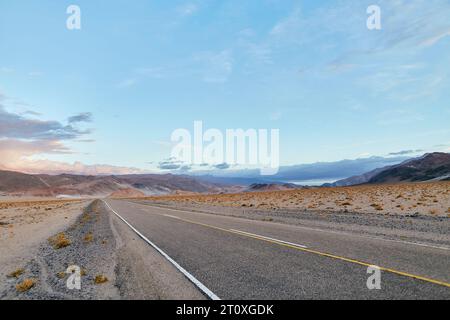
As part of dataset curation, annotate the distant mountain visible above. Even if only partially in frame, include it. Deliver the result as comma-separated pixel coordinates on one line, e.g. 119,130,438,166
2,154,445,197
0,170,226,197
324,167,394,187
192,156,410,186
327,153,450,186
368,153,450,183
194,175,275,186
245,183,301,192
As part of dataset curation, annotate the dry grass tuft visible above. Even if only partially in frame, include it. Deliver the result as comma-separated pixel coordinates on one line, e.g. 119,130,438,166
84,232,94,243
94,275,108,284
49,233,71,249
16,278,36,292
8,268,25,278
370,203,384,211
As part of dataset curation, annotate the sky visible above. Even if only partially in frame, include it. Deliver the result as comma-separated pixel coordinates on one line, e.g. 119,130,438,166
0,0,449,175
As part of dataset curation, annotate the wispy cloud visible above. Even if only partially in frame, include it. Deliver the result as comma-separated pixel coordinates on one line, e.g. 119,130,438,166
68,112,93,124
116,78,138,88
214,163,230,170
195,50,233,83
388,149,424,156
256,0,450,73
177,3,198,17
0,67,14,73
0,140,143,175
269,7,303,38
0,105,91,140
158,157,186,170
28,71,44,78
0,98,135,175
123,49,233,85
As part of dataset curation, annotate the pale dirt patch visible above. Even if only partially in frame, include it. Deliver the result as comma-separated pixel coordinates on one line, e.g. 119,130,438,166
0,199,88,286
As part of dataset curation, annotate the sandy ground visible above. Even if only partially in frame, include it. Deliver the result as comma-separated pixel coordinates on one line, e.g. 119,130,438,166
0,199,204,300
0,199,88,285
143,182,450,217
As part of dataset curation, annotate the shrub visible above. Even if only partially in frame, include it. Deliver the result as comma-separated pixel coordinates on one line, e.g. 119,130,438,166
84,232,94,243
16,279,36,292
8,268,25,278
94,275,108,284
370,203,384,211
49,233,71,249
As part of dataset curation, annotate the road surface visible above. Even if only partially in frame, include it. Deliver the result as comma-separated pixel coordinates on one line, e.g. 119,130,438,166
104,199,450,300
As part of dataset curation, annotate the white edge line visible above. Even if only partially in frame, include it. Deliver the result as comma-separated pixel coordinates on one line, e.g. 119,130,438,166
230,229,308,249
140,203,449,251
102,200,220,300
163,214,181,219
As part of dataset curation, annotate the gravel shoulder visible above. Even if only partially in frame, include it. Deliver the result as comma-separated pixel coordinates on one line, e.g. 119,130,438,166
0,200,205,300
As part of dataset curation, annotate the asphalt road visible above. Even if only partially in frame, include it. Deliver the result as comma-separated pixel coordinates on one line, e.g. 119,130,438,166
104,199,450,300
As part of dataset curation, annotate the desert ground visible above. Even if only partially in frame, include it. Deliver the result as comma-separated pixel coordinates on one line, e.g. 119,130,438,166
0,198,204,300
0,199,87,297
0,200,87,273
0,182,449,299
142,182,450,217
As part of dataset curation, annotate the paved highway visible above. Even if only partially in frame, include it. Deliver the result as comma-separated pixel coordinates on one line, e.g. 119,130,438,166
104,199,450,300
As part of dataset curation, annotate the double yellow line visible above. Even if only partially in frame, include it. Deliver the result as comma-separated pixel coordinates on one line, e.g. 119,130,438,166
158,210,450,289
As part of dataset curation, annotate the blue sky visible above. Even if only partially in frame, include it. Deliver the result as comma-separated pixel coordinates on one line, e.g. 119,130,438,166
0,0,449,174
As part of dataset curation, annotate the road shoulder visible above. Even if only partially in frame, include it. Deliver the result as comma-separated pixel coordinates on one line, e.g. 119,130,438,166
1,200,205,300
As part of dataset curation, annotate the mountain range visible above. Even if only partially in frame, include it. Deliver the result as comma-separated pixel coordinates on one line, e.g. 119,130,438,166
192,155,411,185
0,153,448,197
0,171,226,197
326,153,450,186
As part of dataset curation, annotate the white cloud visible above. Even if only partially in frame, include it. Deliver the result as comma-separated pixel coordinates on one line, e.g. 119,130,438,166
0,139,143,175
270,8,302,37
421,28,450,47
0,94,122,175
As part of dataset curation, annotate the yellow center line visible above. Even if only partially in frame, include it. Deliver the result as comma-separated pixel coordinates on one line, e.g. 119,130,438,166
151,209,450,289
